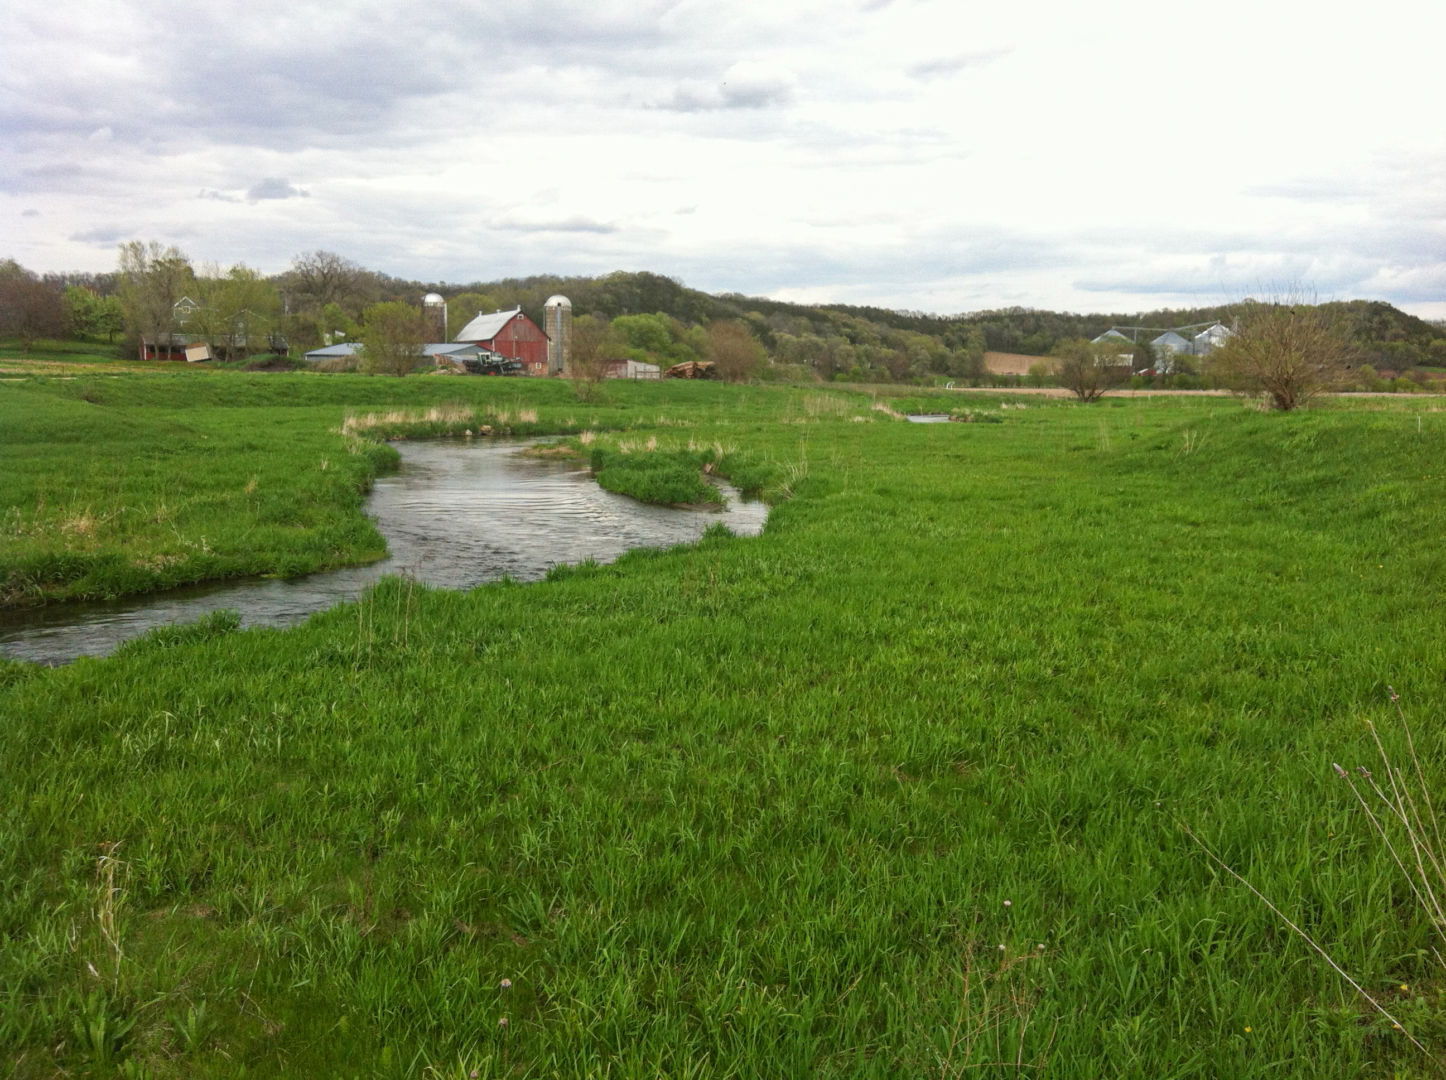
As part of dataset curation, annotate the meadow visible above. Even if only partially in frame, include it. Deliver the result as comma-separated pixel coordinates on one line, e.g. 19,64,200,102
2,368,1446,1077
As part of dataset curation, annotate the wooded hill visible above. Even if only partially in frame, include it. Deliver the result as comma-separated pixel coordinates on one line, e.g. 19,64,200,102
406,270,1446,376
13,255,1446,377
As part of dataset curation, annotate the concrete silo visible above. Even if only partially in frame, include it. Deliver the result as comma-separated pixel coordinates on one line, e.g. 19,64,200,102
422,293,446,342
544,295,572,375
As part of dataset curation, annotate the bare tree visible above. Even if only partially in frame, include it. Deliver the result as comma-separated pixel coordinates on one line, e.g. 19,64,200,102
568,314,622,400
1210,299,1354,410
359,302,428,376
705,319,766,382
117,241,194,360
1050,338,1128,402
286,251,375,318
0,260,65,352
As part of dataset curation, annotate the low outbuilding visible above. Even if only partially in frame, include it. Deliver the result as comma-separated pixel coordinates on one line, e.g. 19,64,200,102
304,342,363,365
606,358,661,380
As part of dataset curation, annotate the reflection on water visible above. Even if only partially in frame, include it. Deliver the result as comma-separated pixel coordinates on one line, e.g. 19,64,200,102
0,440,768,665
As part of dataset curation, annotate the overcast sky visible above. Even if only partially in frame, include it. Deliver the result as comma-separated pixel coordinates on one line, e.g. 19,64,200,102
3,0,1443,318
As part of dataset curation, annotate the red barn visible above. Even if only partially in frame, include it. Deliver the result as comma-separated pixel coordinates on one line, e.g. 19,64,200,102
454,308,550,374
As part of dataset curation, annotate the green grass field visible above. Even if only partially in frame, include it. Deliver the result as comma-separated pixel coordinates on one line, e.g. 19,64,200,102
3,371,1446,1077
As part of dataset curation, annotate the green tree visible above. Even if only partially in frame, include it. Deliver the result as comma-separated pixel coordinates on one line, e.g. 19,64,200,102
319,302,361,344
359,302,429,377
611,313,673,357
117,242,195,361
446,293,499,339
195,265,283,359
62,285,122,342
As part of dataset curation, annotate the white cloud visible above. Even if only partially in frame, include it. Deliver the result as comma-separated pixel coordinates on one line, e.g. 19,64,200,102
1,0,1442,317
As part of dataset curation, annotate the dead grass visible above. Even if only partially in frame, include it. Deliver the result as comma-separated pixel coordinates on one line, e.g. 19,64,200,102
341,405,477,435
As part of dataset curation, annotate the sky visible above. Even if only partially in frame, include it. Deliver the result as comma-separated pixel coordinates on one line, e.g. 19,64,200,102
3,0,1444,319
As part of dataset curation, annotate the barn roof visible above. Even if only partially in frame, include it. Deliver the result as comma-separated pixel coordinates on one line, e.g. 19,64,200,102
304,342,363,359
423,343,487,357
455,307,527,342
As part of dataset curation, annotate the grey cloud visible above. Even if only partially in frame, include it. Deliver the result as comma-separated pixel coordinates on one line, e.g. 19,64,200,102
200,189,241,203
1071,254,1406,303
662,227,1074,297
68,227,129,245
1356,267,1446,303
0,163,105,196
661,61,796,112
662,84,770,113
22,209,40,217
494,217,619,234
246,178,309,202
907,49,1011,79
1244,179,1369,201
3,4,696,154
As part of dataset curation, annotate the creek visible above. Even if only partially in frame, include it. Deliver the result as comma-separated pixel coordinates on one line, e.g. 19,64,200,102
0,440,768,665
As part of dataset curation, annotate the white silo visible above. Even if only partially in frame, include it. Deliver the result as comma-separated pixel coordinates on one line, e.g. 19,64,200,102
544,295,572,375
422,292,446,342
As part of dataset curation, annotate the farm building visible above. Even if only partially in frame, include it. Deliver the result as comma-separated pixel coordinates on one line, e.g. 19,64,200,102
1191,322,1232,354
304,342,363,364
1091,329,1131,346
454,308,550,375
142,298,286,361
605,358,661,380
303,342,509,373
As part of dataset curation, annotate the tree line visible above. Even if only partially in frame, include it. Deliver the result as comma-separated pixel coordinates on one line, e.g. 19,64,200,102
2,245,1442,383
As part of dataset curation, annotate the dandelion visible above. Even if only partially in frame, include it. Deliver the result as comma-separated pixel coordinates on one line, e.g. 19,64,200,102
1401,984,1410,992
500,978,512,989
1036,944,1046,952
471,1071,479,1078
499,1016,509,1028
1003,900,1012,908
1245,1026,1252,1033
997,944,1005,952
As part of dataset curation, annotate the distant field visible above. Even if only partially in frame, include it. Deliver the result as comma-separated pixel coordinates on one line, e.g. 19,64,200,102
3,374,1446,1077
982,350,1045,376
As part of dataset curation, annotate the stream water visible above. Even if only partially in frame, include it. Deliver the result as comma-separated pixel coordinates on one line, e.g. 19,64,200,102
0,440,768,665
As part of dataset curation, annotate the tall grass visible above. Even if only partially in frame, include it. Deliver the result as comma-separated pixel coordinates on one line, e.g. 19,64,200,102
0,375,808,604
2,381,1445,1075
